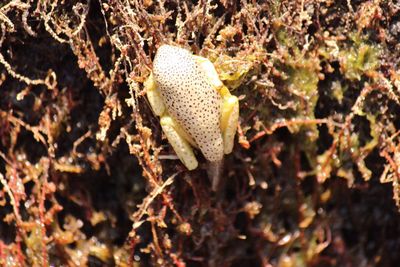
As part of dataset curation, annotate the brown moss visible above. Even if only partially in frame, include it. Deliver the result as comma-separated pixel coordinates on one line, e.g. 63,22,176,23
1,1,400,266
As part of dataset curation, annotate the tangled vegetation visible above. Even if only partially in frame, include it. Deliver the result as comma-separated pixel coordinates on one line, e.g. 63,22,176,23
1,0,400,266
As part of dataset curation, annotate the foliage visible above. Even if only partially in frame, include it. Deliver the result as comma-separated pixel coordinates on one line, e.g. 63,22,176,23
1,0,400,266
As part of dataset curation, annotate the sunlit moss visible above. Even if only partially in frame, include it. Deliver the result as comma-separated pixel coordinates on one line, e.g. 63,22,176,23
331,80,347,104
339,36,380,81
2,0,400,266
285,61,320,114
25,223,47,266
273,27,321,119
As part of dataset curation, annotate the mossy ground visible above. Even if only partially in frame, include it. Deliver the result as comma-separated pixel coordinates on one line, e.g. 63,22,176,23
1,0,400,266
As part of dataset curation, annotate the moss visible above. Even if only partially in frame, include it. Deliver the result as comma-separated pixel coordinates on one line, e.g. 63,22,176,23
1,1,400,266
330,80,347,104
339,36,380,81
